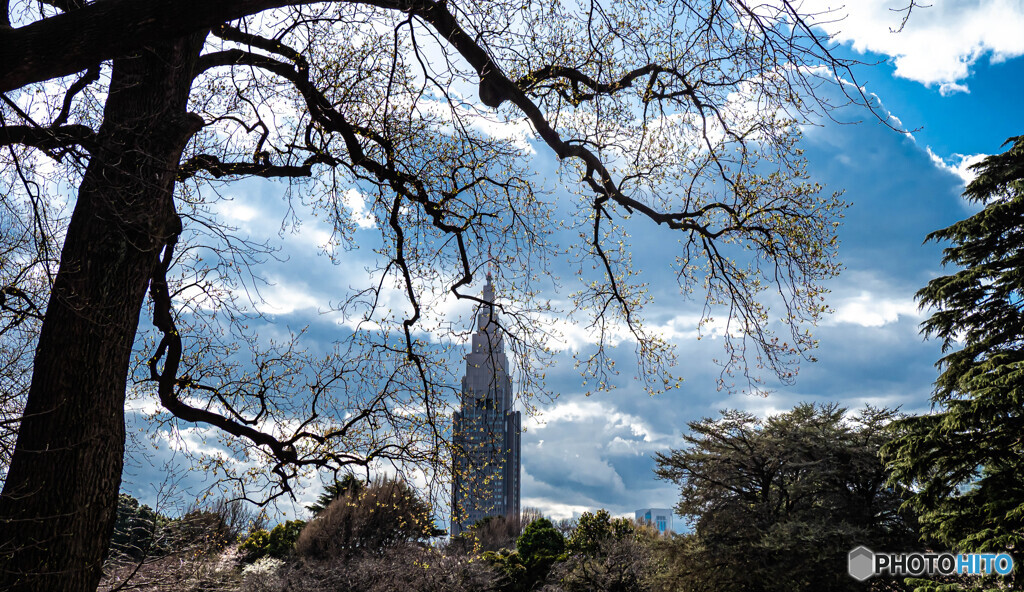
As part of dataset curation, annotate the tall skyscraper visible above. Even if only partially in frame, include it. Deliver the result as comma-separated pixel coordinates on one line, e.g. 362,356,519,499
450,272,521,537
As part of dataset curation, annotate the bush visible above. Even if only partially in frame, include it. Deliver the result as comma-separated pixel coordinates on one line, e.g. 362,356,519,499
268,520,305,558
565,510,634,556
544,536,659,592
294,477,441,560
480,518,567,592
305,474,365,516
451,507,545,554
241,556,285,592
100,549,241,592
517,518,565,561
239,528,271,563
168,509,232,553
283,543,495,592
108,493,163,561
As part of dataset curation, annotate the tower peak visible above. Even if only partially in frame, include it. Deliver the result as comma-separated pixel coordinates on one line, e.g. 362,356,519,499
482,272,495,305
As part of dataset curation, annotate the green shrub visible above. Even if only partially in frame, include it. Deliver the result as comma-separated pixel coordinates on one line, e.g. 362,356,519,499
268,520,305,558
516,518,565,561
565,510,634,556
239,528,271,563
487,518,566,592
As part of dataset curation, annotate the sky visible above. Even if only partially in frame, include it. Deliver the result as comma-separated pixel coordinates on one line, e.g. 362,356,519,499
120,0,1024,527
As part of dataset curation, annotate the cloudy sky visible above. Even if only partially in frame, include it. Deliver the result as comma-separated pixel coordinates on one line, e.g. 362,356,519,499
121,0,1024,526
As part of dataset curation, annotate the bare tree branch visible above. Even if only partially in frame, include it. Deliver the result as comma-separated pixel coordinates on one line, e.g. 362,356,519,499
0,124,95,152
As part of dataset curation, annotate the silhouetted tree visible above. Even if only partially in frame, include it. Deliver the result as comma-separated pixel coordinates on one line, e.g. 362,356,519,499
1,1,891,589
305,474,365,517
108,493,163,562
656,403,918,592
885,135,1024,591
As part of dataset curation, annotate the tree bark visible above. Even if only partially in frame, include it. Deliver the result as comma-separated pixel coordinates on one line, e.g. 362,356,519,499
0,0,320,92
0,32,206,592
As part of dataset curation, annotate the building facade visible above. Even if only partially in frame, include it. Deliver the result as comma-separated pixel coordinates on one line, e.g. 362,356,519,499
450,273,521,536
635,508,674,535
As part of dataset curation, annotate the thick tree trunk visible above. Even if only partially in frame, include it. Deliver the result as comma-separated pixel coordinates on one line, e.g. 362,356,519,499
0,32,205,592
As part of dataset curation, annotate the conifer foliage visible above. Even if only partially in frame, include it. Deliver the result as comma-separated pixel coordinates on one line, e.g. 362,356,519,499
656,403,917,592
886,136,1024,563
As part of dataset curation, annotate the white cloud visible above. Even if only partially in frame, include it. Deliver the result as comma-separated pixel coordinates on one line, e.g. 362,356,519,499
925,146,988,186
521,497,593,521
733,390,919,419
830,291,921,327
156,425,235,462
124,394,164,416
938,81,970,97
223,203,259,222
802,0,1024,91
417,99,536,154
524,399,662,443
539,309,736,353
606,436,647,456
257,278,321,315
341,188,376,229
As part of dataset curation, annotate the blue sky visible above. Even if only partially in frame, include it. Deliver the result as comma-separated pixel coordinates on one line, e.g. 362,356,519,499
121,1,1024,525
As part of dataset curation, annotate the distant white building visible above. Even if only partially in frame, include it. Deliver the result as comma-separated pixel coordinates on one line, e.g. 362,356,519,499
635,508,674,535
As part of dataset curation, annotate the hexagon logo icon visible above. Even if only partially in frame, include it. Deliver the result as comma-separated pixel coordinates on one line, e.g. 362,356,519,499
848,546,875,581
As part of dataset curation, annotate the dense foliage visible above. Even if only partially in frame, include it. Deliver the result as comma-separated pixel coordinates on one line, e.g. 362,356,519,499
240,521,306,562
305,475,365,517
550,510,659,592
565,510,635,556
483,517,566,592
655,403,919,592
293,477,444,561
885,135,1024,591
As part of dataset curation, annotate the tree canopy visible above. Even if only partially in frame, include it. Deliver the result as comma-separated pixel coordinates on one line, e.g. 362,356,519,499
655,403,918,592
0,0,881,589
885,136,1024,586
305,473,366,516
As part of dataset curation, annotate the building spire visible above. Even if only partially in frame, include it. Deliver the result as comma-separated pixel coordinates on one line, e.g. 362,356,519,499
451,250,521,536
483,272,495,304
483,250,495,306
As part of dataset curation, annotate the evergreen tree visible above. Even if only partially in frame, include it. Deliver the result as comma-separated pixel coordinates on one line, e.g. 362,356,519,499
656,403,917,592
108,494,162,561
565,510,635,557
885,136,1024,588
305,473,365,516
483,517,566,592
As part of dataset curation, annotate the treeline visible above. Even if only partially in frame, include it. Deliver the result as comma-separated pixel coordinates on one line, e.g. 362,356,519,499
101,477,665,592
103,401,1020,592
94,405,924,592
